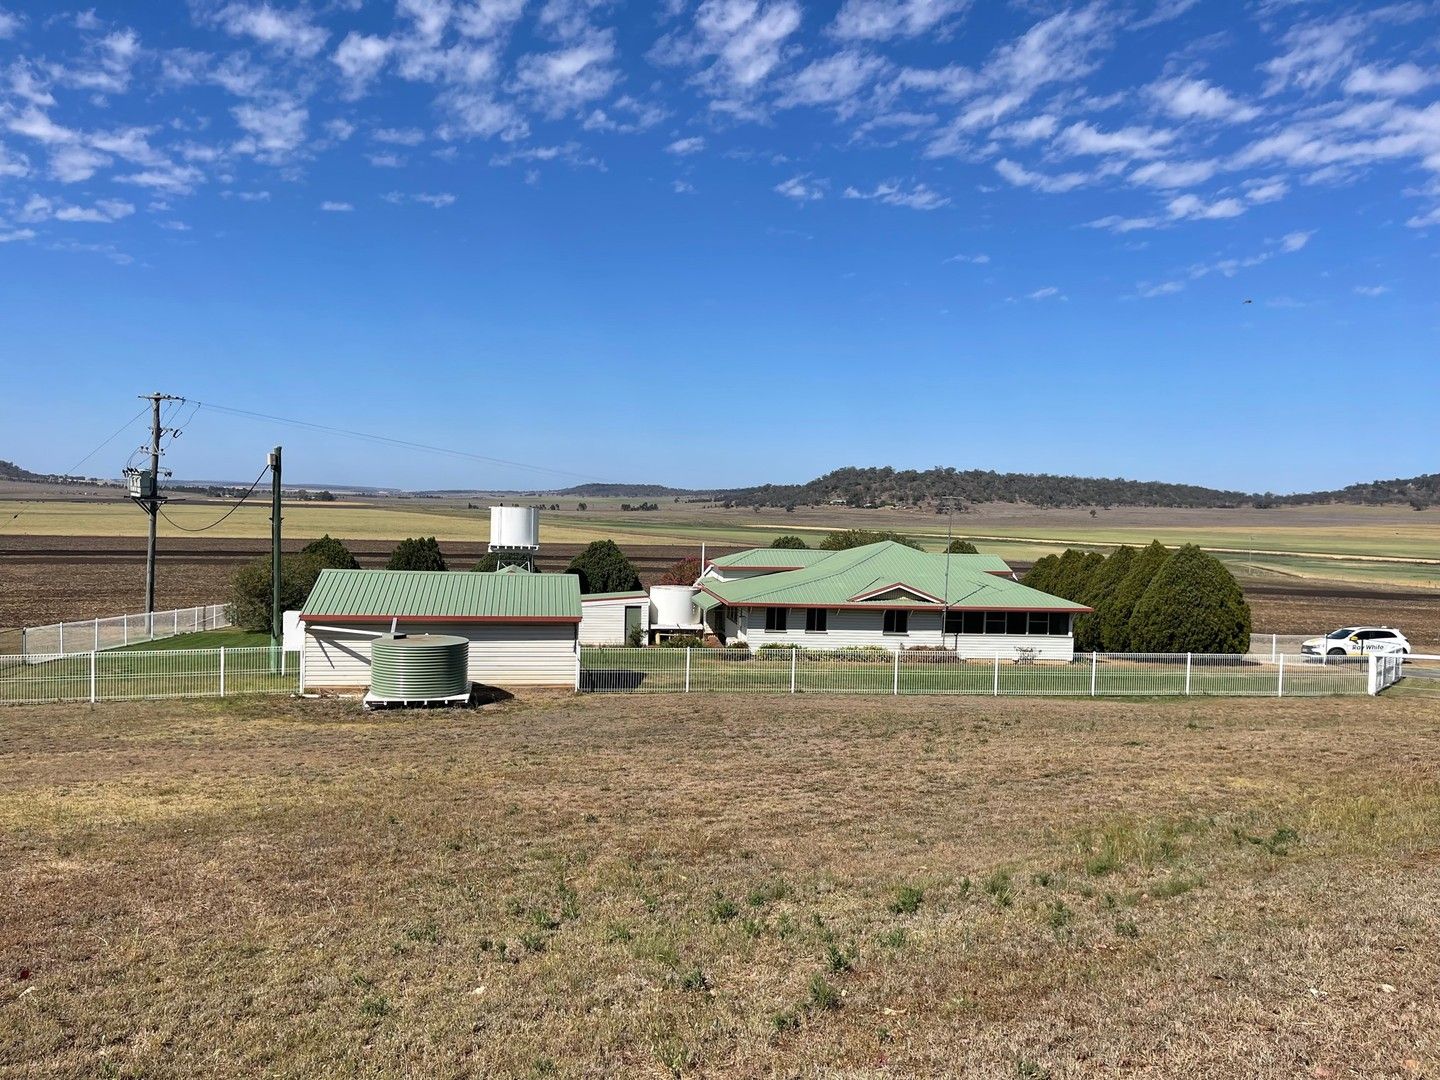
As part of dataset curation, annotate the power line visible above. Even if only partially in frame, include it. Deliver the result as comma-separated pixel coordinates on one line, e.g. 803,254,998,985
188,399,610,485
157,465,271,533
2,404,152,531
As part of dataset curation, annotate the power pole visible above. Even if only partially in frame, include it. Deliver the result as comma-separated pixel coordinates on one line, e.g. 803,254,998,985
269,446,282,662
127,392,181,633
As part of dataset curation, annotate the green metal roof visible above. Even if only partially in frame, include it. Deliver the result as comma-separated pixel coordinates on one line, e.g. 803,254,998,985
302,569,581,622
698,542,1087,612
581,590,649,601
708,546,1012,575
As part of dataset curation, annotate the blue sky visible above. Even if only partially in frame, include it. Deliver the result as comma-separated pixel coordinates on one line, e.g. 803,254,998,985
0,0,1436,493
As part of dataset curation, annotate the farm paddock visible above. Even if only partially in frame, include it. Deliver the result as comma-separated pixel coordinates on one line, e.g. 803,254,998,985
2,695,1438,1078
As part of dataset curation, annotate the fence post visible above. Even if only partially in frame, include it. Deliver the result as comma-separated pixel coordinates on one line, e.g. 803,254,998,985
993,654,1000,696
1271,634,1277,662
220,647,226,697
1091,652,1097,697
20,627,26,657
173,610,179,637
1367,654,1378,696
790,647,797,694
59,622,64,655
94,617,100,652
684,647,691,694
90,651,97,704
1185,653,1192,696
892,648,899,696
1277,653,1284,698
123,618,128,646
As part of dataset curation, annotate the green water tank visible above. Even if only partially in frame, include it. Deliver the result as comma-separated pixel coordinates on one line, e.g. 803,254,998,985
370,634,470,700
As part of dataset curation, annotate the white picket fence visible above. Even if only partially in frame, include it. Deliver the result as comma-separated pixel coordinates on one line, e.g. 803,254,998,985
578,647,1404,698
16,605,230,656
0,647,299,705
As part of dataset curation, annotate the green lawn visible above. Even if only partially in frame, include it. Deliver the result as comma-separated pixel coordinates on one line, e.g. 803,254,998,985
114,628,276,651
0,644,298,705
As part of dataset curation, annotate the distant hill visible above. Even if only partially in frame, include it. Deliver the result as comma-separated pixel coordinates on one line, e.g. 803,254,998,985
556,483,690,498
0,459,46,482
1269,474,1438,508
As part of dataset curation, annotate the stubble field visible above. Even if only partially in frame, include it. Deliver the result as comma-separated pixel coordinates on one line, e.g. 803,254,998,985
1,692,1438,1077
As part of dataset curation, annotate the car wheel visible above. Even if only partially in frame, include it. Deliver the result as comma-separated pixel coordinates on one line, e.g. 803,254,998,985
1327,648,1346,656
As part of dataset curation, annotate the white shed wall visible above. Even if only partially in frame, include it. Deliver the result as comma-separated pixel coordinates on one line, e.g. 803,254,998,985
579,598,649,645
303,621,578,690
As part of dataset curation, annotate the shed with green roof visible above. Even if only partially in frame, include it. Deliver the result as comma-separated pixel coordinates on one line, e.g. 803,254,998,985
300,569,581,690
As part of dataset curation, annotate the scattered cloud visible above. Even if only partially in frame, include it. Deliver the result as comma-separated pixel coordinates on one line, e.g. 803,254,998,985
831,0,971,42
1353,284,1389,297
1057,120,1176,159
944,252,990,264
1137,280,1184,298
842,178,949,209
1026,286,1064,300
321,200,354,211
1148,77,1260,123
217,3,329,58
232,99,309,161
666,135,706,155
995,158,1089,193
774,173,825,201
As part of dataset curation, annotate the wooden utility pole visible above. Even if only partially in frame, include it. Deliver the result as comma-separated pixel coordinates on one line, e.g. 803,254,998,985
269,446,282,662
130,392,180,631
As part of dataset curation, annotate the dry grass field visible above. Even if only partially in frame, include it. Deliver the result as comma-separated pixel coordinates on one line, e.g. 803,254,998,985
2,693,1438,1078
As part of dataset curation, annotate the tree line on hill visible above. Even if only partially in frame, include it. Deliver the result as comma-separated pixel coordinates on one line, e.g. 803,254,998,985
1022,542,1251,654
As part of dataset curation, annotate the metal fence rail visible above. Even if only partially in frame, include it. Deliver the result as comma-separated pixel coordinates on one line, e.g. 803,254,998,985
17,605,231,656
579,648,1384,697
0,647,299,705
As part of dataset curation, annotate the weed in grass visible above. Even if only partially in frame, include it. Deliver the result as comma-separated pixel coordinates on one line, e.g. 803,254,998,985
604,923,632,944
772,1008,802,1034
879,927,908,949
1031,871,1055,888
1114,919,1140,939
405,921,439,943
984,869,1014,908
679,966,710,992
641,892,660,913
533,1058,557,1076
889,885,924,915
809,974,841,1011
360,995,390,1018
747,879,792,906
741,918,766,939
654,1038,698,1076
708,892,739,922
1147,873,1203,899
1015,1059,1052,1079
529,910,560,932
825,942,856,974
557,881,580,921
775,912,799,939
1046,901,1073,935
505,897,526,917
519,932,547,953
1084,840,1121,877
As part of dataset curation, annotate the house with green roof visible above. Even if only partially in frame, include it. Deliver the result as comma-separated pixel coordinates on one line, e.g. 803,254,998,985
696,542,1090,661
299,568,582,690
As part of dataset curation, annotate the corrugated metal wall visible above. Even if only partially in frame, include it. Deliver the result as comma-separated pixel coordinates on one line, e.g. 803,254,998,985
579,598,649,645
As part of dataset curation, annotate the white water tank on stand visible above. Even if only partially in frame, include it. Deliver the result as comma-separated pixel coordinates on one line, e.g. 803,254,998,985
489,506,540,552
650,585,700,629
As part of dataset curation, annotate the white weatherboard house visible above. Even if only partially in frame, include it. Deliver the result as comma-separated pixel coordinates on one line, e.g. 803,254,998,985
578,590,650,645
300,569,582,690
696,541,1090,661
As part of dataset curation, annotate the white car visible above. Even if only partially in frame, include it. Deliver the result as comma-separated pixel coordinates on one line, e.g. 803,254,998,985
1301,626,1411,657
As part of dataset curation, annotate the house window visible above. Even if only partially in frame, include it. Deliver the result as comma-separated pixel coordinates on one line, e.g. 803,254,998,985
1006,612,1028,635
1049,612,1070,635
1028,612,1051,635
883,610,909,635
765,607,788,632
943,611,962,635
806,608,828,633
963,611,983,634
984,611,1007,634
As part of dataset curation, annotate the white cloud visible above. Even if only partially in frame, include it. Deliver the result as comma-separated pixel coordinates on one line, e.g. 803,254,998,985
1026,286,1063,300
1167,193,1245,220
374,127,426,145
656,0,804,98
1343,63,1435,97
9,61,54,106
0,140,29,177
1279,230,1312,252
944,252,989,264
321,200,354,211
1407,205,1440,228
1086,213,1161,232
830,0,969,42
995,157,1088,193
1056,121,1175,159
456,0,527,38
1257,9,1421,96
582,95,668,133
513,29,618,115
1243,177,1288,204
333,32,393,96
232,99,308,160
842,179,948,210
672,178,695,193
368,152,405,167
413,191,456,207
1138,280,1184,297
0,228,36,243
21,195,134,223
0,10,20,38
158,220,191,231
6,108,78,145
1128,159,1217,188
116,163,204,194
218,3,328,58
666,136,706,155
1148,77,1260,123
779,50,887,111
1353,284,1389,297
437,88,529,140
50,144,110,182
325,118,357,141
991,114,1057,143
774,173,824,201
